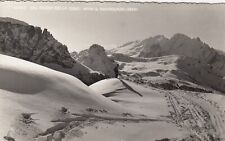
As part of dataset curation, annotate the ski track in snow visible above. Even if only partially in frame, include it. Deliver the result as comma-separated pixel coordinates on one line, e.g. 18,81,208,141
35,111,168,141
166,91,225,141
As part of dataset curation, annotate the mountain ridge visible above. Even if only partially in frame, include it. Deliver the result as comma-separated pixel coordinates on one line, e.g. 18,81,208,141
110,34,225,77
0,18,105,85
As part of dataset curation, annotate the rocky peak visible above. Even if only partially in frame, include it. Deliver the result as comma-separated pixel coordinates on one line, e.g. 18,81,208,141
0,18,105,85
170,33,190,41
152,35,167,41
77,44,117,78
141,35,168,45
138,35,169,57
0,20,75,68
89,44,106,56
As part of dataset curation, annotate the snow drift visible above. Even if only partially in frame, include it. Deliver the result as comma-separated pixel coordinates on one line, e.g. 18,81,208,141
90,78,143,97
0,54,123,140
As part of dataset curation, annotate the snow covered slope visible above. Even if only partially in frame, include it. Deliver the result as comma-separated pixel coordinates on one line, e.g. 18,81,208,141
90,78,225,141
0,54,188,141
89,78,188,140
0,54,124,141
110,53,225,94
90,78,144,97
110,40,142,56
1,54,225,141
89,78,225,141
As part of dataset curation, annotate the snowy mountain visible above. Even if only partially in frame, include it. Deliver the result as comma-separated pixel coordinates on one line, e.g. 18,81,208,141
110,34,225,77
110,40,142,56
0,18,105,85
74,44,117,77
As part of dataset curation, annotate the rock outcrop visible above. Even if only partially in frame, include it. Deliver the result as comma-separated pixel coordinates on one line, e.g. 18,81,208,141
75,44,117,78
0,17,105,85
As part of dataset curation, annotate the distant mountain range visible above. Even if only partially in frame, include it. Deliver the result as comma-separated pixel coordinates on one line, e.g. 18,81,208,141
74,34,225,93
110,34,225,77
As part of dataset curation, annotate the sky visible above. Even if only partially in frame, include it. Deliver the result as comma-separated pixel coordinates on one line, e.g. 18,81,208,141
0,2,225,52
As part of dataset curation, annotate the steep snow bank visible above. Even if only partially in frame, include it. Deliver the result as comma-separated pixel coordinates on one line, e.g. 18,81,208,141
0,54,124,140
90,78,124,95
90,78,171,117
90,78,144,97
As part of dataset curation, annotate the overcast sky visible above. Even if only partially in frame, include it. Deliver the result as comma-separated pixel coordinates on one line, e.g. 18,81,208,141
0,2,225,52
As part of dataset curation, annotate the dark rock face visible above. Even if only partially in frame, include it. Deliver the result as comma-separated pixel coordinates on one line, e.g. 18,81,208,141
0,19,105,85
0,22,75,68
76,44,117,78
88,44,106,56
176,56,225,94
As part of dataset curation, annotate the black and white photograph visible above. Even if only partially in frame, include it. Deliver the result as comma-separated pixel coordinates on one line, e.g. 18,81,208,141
0,1,225,141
